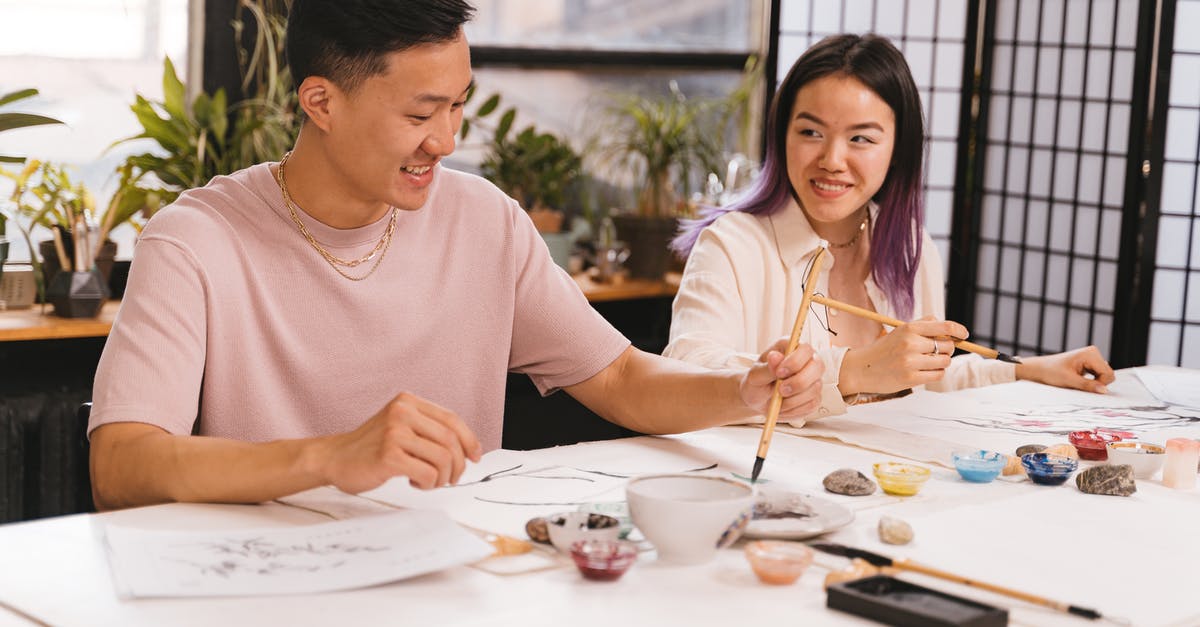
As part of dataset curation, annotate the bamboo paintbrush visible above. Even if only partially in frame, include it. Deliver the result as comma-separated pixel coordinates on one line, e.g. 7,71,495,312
809,294,1022,364
810,542,1108,621
750,242,828,484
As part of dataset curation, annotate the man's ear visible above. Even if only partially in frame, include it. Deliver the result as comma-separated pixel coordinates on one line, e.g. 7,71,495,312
297,76,338,132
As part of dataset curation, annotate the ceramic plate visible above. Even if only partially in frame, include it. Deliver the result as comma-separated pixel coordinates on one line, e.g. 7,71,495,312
742,490,854,540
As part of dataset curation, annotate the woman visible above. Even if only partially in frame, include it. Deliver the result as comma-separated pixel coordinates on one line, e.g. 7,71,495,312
666,34,1113,423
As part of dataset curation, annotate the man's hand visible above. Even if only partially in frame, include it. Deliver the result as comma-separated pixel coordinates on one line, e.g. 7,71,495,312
839,317,968,396
739,339,824,419
1015,346,1115,393
316,393,482,493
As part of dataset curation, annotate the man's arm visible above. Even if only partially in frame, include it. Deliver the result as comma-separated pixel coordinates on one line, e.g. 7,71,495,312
565,342,824,435
89,393,482,511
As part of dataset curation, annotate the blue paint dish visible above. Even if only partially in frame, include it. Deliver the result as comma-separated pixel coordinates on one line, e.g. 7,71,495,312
1020,453,1079,486
951,450,1006,483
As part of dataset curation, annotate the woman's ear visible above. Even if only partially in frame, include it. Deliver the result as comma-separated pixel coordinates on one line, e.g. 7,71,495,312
297,76,338,132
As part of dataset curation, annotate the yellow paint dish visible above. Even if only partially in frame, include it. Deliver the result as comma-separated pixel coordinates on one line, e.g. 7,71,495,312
872,462,931,496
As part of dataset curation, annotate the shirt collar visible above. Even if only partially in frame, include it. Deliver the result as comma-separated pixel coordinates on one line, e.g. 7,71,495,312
768,198,879,270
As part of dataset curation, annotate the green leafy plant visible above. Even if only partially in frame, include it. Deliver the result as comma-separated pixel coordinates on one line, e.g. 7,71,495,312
118,1,297,217
604,84,724,218
0,89,64,236
0,89,64,164
229,0,297,168
1,161,156,296
463,90,584,233
600,56,762,219
459,87,504,142
481,124,582,217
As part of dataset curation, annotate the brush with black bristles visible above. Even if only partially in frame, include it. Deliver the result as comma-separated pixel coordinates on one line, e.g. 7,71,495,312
751,243,828,483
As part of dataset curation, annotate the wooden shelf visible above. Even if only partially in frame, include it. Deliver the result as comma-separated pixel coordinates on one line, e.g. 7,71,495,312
572,272,680,303
0,301,119,342
0,275,679,342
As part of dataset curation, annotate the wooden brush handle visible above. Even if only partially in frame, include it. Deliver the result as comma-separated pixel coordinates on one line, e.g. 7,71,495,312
895,559,1069,613
809,294,1001,360
755,246,827,458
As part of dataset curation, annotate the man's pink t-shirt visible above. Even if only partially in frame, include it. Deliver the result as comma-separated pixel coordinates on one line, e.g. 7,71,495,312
89,163,630,451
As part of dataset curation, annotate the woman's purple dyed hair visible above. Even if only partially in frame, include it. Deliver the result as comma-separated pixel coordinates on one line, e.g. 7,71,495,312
672,34,925,318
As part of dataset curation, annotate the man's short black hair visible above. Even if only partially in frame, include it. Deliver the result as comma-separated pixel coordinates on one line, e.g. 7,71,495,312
286,0,475,93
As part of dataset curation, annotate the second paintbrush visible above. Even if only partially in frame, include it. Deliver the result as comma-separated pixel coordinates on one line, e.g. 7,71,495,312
809,294,1022,364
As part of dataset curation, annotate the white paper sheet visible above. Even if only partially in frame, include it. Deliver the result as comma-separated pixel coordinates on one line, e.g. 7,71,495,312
1136,366,1200,409
361,441,731,539
276,486,567,577
103,509,492,598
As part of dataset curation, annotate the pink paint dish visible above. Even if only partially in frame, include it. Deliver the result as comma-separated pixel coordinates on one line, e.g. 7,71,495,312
570,539,638,581
744,540,814,585
1068,430,1124,461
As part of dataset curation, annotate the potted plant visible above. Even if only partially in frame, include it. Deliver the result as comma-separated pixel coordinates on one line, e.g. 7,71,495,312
0,88,64,278
482,123,583,231
599,58,761,278
600,83,722,279
1,161,153,308
466,91,588,270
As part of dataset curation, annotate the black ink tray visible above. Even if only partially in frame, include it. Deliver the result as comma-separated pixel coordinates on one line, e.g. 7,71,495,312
827,575,1008,627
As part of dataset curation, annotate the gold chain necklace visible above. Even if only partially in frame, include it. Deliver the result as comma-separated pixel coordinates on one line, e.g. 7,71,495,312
829,209,870,249
275,151,397,281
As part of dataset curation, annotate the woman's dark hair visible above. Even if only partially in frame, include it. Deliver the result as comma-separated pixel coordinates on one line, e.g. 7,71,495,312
286,0,475,93
673,34,926,318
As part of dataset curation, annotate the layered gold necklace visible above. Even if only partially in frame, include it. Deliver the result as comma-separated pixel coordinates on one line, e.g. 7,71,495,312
275,151,398,281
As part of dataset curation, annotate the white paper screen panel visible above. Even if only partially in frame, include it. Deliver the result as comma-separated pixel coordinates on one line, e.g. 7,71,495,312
972,0,1138,356
1148,0,1200,367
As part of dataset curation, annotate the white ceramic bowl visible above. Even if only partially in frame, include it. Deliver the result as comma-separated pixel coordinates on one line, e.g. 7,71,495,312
625,474,754,565
1106,441,1165,479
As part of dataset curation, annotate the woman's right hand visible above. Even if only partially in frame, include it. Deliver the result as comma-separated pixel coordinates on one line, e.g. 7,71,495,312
837,317,968,396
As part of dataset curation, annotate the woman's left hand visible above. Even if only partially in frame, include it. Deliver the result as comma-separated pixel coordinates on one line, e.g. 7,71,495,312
1015,345,1116,393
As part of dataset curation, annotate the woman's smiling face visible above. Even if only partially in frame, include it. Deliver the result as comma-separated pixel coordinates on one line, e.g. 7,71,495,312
785,74,896,235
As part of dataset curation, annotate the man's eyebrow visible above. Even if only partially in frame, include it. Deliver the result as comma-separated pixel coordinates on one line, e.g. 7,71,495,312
412,79,475,105
795,111,884,132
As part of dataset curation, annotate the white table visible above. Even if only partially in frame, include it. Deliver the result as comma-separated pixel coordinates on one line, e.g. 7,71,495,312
2,375,1198,627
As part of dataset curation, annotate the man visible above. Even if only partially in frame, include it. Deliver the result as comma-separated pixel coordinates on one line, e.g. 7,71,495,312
88,0,824,510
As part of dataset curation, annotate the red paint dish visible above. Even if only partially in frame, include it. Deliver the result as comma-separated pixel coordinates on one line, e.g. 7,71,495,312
570,539,638,581
1068,430,1123,461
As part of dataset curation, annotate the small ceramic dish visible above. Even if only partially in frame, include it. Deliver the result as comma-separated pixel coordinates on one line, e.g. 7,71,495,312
872,462,932,496
744,540,814,585
1068,430,1123,461
951,450,1006,483
570,539,638,581
545,512,620,552
744,490,854,540
577,501,633,539
1021,452,1079,485
1106,441,1165,479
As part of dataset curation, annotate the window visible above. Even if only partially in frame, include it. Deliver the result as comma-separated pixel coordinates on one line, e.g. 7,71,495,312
0,0,192,259
456,0,766,214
